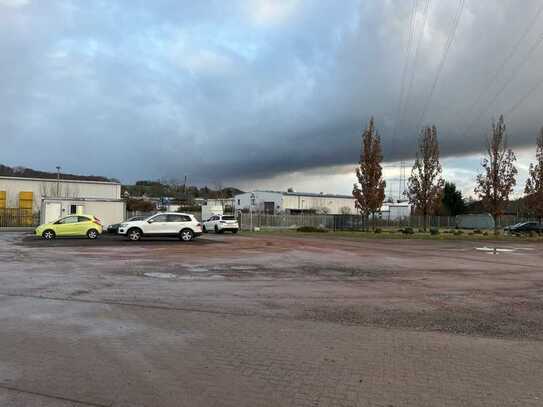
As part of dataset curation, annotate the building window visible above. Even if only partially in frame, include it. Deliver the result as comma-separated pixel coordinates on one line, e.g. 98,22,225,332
70,205,77,214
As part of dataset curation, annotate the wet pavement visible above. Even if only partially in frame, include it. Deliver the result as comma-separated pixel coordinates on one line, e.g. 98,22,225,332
1,232,543,406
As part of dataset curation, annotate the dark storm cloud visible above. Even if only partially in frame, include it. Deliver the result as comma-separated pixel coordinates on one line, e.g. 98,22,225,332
2,0,543,183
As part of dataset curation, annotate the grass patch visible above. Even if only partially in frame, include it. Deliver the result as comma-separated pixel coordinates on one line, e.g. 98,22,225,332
246,228,543,242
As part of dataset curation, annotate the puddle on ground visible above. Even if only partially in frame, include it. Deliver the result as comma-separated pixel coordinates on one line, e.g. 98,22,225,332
143,272,177,279
176,274,225,280
189,267,209,272
475,247,515,254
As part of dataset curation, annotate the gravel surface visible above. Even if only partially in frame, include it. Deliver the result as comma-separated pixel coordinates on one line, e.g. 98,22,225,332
1,232,543,406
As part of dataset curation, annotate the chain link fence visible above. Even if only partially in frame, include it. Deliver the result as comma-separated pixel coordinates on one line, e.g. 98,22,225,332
237,213,538,231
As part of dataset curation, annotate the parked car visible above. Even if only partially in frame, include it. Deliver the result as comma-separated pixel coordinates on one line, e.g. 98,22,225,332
107,215,146,234
203,215,239,234
117,212,202,241
504,222,543,235
35,214,103,240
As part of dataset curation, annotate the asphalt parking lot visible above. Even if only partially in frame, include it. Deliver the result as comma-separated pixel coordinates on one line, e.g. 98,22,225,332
1,231,543,406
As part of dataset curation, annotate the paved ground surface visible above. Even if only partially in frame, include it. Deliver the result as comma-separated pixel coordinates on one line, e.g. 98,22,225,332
1,231,543,406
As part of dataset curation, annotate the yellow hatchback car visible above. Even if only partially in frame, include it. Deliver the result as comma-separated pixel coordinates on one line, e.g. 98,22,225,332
35,214,103,240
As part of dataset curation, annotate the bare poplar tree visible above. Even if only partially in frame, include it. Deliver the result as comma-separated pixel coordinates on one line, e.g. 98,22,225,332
474,115,517,234
524,128,543,224
407,125,444,231
352,117,386,230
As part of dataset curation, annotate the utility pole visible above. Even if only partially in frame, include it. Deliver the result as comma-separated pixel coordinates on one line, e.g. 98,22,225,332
56,166,61,197
250,192,255,232
183,175,187,204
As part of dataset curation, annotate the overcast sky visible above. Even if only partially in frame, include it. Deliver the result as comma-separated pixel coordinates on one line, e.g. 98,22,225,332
2,0,543,197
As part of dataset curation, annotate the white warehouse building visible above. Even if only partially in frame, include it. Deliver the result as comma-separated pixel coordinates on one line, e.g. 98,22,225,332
234,190,357,215
0,176,125,227
234,190,412,219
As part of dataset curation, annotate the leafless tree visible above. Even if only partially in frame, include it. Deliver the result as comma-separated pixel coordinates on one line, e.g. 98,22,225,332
524,128,543,224
352,117,386,230
408,125,444,231
474,115,517,234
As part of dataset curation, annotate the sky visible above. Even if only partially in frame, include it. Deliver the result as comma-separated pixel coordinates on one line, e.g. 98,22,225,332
2,0,543,199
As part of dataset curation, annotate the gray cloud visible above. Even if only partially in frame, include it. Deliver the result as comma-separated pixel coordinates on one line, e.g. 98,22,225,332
2,0,543,184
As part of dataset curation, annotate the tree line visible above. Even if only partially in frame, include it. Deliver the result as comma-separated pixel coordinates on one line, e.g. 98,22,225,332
353,115,543,234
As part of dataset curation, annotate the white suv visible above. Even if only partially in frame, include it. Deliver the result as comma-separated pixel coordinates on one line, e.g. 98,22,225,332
203,215,239,234
118,212,202,241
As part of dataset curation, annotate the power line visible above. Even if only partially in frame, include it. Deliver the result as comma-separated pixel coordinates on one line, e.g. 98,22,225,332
504,71,543,117
401,0,432,131
460,2,543,127
392,0,418,142
398,0,431,200
415,0,465,131
390,0,417,201
461,3,543,137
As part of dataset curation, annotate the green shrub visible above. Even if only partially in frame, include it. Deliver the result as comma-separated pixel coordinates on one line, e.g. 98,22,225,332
483,231,489,236
374,228,382,234
454,230,464,236
430,228,440,235
473,229,482,234
297,226,328,233
402,227,415,235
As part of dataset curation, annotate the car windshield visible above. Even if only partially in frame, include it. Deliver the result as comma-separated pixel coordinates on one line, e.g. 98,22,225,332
128,216,145,221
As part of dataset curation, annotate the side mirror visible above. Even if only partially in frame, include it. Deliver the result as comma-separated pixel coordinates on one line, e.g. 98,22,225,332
147,219,153,224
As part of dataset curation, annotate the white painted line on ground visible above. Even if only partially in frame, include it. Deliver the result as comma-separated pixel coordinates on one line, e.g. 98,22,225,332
143,272,176,279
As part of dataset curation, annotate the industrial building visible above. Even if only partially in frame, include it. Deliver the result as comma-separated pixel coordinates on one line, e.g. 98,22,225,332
234,190,412,218
0,176,124,227
234,190,357,215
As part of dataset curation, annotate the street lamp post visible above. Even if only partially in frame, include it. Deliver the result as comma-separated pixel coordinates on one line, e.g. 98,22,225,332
249,193,255,231
56,166,61,197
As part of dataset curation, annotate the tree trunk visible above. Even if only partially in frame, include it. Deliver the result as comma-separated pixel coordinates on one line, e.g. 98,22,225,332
423,210,428,232
494,213,499,235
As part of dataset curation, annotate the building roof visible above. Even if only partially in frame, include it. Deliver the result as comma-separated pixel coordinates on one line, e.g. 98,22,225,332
0,175,120,185
282,191,354,199
248,190,354,199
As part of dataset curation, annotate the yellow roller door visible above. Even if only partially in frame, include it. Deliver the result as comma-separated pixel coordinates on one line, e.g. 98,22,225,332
0,191,5,209
19,191,33,209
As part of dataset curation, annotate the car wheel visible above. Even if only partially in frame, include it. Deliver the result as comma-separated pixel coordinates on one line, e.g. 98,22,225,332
127,228,142,241
232,229,238,234
203,225,208,233
87,229,99,239
42,230,56,240
180,229,194,241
